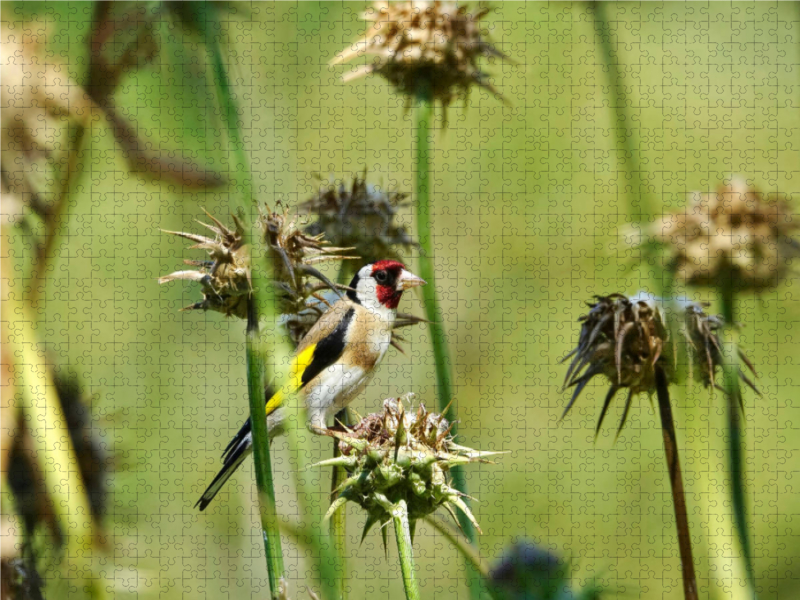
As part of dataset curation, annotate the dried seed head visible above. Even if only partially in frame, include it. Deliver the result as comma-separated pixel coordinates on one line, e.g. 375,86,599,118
563,293,757,436
651,178,800,291
159,207,355,344
298,173,416,276
258,205,357,344
2,23,96,225
317,394,500,541
331,1,505,115
9,370,110,547
159,211,252,319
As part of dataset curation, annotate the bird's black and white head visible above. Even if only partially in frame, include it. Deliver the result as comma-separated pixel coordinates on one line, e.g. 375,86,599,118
347,260,425,313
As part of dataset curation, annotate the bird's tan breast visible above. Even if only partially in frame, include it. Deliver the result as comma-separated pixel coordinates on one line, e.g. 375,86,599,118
343,305,393,371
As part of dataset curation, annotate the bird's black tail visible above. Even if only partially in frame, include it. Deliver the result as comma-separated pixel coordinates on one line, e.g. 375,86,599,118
195,418,253,511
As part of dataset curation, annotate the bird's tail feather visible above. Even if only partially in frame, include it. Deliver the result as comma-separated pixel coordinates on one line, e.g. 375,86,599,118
196,418,255,511
195,446,249,511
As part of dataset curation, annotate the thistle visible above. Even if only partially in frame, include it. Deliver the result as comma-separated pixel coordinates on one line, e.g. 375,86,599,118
298,172,416,275
490,541,604,600
562,293,757,437
331,1,506,116
159,207,354,344
559,292,759,600
316,395,498,543
651,178,800,291
159,211,251,318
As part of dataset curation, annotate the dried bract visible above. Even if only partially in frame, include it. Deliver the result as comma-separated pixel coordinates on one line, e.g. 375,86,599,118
258,206,357,344
563,293,757,436
299,173,415,271
331,1,505,113
651,179,800,291
159,212,252,318
316,395,499,541
160,207,355,344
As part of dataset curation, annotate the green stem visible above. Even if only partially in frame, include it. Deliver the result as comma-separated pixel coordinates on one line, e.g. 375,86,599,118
655,368,698,600
330,409,350,600
719,274,756,591
247,304,286,595
415,90,483,598
196,5,285,594
284,410,341,599
593,3,659,265
392,500,421,600
423,517,491,581
4,266,106,599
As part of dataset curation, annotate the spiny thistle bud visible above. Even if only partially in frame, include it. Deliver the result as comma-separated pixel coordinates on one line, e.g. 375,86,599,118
159,211,252,319
651,178,800,291
331,1,506,115
563,293,757,436
315,394,499,542
298,173,415,275
159,207,354,343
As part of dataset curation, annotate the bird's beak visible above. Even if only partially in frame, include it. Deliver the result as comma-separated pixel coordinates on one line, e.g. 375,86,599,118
396,270,426,291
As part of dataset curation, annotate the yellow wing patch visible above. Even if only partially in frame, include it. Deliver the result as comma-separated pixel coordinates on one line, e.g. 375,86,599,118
264,343,317,416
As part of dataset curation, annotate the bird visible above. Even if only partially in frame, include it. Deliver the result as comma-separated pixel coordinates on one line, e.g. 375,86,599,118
196,260,426,510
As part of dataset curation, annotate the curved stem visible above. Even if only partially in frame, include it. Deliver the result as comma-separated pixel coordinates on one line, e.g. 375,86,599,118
423,517,490,581
655,367,698,600
392,500,421,600
415,88,482,599
330,408,350,600
196,4,285,594
719,274,756,591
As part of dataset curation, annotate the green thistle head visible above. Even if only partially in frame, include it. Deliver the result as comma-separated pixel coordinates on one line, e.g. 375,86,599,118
315,394,499,543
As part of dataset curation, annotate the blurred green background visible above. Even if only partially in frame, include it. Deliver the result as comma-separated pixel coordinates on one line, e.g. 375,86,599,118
4,2,800,599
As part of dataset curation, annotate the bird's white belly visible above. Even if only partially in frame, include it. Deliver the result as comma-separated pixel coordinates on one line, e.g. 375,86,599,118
305,364,369,428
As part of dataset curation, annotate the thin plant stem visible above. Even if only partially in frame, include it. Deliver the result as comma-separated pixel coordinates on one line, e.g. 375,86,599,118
592,3,660,271
284,409,341,599
328,264,353,600
29,124,86,309
391,500,421,600
3,255,105,599
423,517,490,580
196,4,285,594
655,366,698,600
719,273,756,591
415,89,483,599
330,408,350,600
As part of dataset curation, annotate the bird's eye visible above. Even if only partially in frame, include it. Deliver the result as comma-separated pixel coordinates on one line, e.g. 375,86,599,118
374,270,388,284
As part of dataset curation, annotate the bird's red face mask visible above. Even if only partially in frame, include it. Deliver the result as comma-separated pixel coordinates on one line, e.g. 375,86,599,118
371,260,425,309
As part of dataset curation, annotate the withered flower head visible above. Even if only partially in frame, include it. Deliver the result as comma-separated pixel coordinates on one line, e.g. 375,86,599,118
298,173,415,272
258,206,357,344
159,211,252,318
2,23,96,225
651,178,800,291
316,394,499,542
159,207,354,344
331,1,505,113
563,293,757,437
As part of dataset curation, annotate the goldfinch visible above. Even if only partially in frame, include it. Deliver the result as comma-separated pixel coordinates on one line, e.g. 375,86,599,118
196,260,425,510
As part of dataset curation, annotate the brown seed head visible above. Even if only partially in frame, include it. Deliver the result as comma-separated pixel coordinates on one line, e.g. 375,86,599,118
159,207,355,343
298,173,415,274
159,211,252,318
331,1,505,113
651,178,800,291
563,293,757,437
